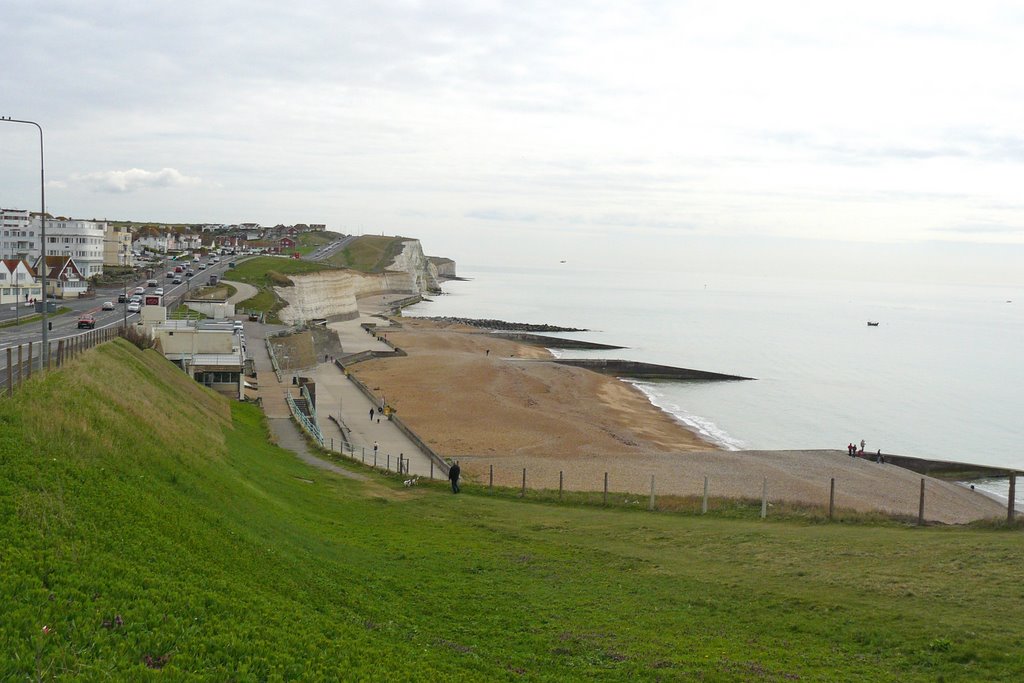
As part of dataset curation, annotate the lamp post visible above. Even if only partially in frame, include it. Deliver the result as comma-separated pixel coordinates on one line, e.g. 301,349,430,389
1,116,48,364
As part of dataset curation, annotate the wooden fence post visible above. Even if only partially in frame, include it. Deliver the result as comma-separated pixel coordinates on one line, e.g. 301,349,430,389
56,339,64,367
489,464,493,489
1008,474,1017,523
5,348,12,397
603,472,608,506
521,468,526,498
760,477,768,519
649,475,656,511
27,342,33,379
702,476,708,514
386,453,390,471
559,471,563,500
430,461,433,479
918,478,926,526
829,478,835,521
17,344,23,389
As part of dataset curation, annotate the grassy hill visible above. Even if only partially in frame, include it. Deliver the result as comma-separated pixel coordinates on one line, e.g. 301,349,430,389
326,235,407,273
2,340,1023,680
227,256,338,322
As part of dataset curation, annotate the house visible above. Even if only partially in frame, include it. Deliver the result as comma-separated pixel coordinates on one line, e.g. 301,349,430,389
279,236,296,252
0,258,43,305
32,255,89,299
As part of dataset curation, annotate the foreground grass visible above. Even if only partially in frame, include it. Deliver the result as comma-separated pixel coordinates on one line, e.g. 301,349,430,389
2,340,1023,680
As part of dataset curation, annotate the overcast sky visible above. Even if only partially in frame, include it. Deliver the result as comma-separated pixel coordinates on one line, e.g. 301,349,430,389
2,1,1023,283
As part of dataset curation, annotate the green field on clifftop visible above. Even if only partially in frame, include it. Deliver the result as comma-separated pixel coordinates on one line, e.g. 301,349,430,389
2,340,1023,680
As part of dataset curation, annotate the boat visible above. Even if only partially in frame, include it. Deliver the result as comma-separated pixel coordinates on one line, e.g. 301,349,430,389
867,321,879,327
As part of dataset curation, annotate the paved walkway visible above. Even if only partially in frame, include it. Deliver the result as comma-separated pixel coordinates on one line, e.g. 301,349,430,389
221,279,259,306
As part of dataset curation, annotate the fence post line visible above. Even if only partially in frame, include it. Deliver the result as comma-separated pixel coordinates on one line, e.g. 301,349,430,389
603,472,608,506
373,451,377,468
56,340,64,368
17,344,24,388
918,478,926,526
521,468,526,498
489,464,493,489
559,471,563,500
1008,474,1017,523
27,342,33,379
702,476,709,514
330,437,334,451
649,475,656,511
362,447,365,463
829,478,835,521
430,461,433,479
760,477,768,519
386,453,390,471
5,348,12,397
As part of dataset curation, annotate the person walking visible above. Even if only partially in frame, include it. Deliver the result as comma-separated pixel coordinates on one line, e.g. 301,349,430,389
373,441,379,460
369,408,374,421
449,460,461,494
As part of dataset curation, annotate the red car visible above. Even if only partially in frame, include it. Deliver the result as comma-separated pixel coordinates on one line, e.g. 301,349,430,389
77,315,96,329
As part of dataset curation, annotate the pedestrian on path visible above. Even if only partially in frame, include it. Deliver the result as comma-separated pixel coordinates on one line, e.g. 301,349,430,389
369,408,374,421
449,460,461,494
373,441,379,458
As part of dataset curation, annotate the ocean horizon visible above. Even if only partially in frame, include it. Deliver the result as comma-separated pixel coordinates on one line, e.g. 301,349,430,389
406,264,1024,502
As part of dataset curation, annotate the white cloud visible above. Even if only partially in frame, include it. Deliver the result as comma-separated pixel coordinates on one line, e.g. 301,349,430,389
67,168,202,194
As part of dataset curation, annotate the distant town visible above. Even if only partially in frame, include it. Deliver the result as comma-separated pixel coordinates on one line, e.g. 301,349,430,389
1,207,327,304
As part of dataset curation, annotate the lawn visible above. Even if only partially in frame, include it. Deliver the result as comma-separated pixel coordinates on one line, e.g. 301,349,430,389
2,340,1022,680
325,235,407,272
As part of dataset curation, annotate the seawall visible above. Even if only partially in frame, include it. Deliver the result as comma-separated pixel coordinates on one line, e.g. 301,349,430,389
550,358,754,381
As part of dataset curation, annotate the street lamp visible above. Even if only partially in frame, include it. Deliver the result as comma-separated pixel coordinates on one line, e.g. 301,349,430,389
1,116,48,364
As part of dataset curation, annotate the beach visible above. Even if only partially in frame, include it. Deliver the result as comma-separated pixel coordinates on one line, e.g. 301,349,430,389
347,315,1007,524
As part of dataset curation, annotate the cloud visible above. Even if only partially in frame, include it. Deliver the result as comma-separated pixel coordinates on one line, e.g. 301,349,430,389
67,168,202,194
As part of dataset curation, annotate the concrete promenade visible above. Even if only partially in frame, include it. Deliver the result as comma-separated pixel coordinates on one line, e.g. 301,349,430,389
246,292,443,481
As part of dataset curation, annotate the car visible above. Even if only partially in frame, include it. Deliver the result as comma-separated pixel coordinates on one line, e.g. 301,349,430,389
146,279,158,287
117,294,127,303
101,301,115,310
77,315,96,329
248,312,260,321
154,288,164,296
133,286,145,295
129,295,142,304
166,271,175,278
172,276,183,284
127,302,140,313
198,263,207,270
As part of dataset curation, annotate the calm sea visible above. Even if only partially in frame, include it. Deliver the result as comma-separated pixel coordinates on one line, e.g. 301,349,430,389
405,264,1024,501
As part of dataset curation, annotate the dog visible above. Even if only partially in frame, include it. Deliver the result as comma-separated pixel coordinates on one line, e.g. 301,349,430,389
403,476,419,487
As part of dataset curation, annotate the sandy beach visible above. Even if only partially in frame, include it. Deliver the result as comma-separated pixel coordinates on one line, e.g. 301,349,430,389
348,316,1006,524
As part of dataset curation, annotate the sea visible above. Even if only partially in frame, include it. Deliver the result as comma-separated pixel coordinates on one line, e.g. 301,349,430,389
404,264,1024,505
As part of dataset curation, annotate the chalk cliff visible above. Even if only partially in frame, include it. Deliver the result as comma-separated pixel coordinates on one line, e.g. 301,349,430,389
275,238,454,323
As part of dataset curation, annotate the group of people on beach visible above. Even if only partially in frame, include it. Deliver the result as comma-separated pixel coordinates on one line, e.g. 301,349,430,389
848,439,884,463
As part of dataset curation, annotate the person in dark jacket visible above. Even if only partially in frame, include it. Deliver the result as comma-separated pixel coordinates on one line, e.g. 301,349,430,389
449,461,461,494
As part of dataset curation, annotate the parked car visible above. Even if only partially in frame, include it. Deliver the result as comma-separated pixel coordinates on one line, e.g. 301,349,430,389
77,315,96,329
101,301,115,310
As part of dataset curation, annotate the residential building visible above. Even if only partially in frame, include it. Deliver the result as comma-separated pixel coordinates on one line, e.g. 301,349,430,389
32,255,88,299
0,208,37,262
0,258,42,305
134,233,173,253
103,224,135,267
34,217,106,278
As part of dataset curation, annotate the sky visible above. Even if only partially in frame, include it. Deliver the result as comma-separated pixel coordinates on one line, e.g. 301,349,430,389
2,1,1024,284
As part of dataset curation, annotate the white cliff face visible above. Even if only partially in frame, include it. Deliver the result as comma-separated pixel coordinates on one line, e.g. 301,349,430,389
275,269,415,323
388,240,440,294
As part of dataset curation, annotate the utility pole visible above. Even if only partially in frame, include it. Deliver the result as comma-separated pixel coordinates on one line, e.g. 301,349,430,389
1,117,48,364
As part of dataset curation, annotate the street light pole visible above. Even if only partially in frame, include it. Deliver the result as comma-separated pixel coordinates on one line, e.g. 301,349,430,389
1,116,48,364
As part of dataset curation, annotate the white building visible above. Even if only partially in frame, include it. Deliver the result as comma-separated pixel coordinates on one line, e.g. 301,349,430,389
0,258,43,306
33,217,107,279
0,208,38,262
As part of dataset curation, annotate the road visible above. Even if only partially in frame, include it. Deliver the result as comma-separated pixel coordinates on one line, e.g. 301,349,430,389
0,254,240,362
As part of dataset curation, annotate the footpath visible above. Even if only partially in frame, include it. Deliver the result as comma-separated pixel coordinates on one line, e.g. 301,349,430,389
246,292,441,482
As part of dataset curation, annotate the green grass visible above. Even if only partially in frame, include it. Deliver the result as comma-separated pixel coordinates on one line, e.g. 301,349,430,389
2,340,1023,680
296,231,338,256
326,235,406,272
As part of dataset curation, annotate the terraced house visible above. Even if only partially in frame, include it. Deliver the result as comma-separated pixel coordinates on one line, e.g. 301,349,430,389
0,258,42,305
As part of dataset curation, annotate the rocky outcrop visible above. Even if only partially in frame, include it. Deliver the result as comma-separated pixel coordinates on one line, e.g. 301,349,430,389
428,256,456,278
388,240,441,294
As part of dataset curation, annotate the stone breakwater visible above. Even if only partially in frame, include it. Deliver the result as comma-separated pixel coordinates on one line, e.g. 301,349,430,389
423,317,587,332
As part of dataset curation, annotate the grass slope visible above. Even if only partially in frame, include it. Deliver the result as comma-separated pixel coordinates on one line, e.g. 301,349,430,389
2,340,1023,680
228,257,337,322
326,235,406,273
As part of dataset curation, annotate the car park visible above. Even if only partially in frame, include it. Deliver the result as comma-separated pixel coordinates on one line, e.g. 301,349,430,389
101,301,115,310
77,314,96,329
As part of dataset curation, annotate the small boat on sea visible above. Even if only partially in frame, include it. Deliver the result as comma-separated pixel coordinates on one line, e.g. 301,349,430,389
867,321,880,327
